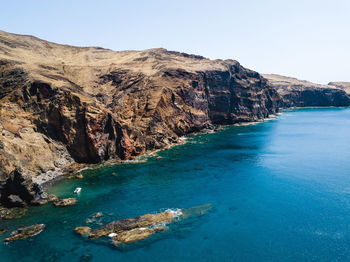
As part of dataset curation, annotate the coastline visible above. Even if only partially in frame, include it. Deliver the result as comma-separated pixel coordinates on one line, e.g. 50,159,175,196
37,112,284,193
6,106,343,210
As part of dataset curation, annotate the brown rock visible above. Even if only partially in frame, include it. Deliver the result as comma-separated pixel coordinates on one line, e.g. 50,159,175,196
263,74,350,107
47,194,59,202
0,30,281,191
329,82,350,94
76,204,211,246
74,226,91,236
53,198,77,207
112,225,168,246
112,228,155,245
89,210,176,239
0,206,28,220
4,224,45,242
0,228,8,234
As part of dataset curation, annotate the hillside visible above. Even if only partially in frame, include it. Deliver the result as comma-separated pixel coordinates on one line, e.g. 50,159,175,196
263,74,350,107
0,30,284,206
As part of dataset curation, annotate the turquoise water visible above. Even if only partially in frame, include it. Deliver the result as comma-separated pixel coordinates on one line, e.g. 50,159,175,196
1,108,350,262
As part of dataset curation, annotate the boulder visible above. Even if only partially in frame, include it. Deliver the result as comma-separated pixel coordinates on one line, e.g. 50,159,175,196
53,198,77,207
31,193,59,205
74,226,91,236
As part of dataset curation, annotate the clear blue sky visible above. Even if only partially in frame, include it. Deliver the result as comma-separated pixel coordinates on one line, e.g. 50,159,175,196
1,0,349,84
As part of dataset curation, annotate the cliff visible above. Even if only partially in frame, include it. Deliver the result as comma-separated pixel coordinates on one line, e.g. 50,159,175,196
0,31,281,206
328,82,350,94
263,74,350,107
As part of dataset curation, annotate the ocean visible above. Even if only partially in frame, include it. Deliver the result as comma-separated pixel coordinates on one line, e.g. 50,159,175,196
1,108,350,262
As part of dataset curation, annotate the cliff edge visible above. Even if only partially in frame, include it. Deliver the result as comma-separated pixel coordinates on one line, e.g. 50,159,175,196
263,74,350,107
0,31,282,206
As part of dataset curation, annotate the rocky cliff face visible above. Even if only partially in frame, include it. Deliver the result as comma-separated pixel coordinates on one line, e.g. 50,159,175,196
0,31,281,206
263,74,350,107
328,82,350,94
1,31,349,207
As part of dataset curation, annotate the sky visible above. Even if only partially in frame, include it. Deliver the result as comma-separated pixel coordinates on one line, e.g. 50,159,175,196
1,0,349,84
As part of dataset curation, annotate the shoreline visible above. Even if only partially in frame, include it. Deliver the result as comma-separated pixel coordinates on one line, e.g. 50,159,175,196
3,107,338,210
2,106,349,212
37,113,284,191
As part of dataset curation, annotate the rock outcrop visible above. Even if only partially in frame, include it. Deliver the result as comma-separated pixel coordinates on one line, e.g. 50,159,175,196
0,206,27,220
4,224,45,242
0,30,280,203
0,168,44,207
263,74,350,107
75,204,212,246
53,197,77,207
74,226,91,236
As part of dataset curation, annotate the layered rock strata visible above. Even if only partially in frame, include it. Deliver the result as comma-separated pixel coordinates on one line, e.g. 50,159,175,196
1,31,350,207
0,30,280,205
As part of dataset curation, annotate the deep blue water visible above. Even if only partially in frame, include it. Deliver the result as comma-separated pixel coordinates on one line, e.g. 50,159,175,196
1,108,350,262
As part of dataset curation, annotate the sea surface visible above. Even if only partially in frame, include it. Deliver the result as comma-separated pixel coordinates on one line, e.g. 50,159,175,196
1,108,350,262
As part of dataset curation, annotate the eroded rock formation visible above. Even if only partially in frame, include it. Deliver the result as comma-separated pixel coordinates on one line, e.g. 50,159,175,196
0,31,281,204
4,224,45,242
0,31,349,206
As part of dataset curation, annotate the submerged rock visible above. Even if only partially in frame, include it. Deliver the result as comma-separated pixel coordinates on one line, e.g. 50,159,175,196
79,254,93,262
0,228,8,234
93,212,103,218
53,198,77,207
75,204,212,246
88,209,179,239
4,224,45,242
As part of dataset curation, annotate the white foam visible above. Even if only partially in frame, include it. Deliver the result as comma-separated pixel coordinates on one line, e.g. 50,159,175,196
77,167,90,173
165,208,183,218
129,227,148,232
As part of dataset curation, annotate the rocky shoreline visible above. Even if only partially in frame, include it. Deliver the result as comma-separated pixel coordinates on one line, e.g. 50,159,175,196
1,30,350,213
